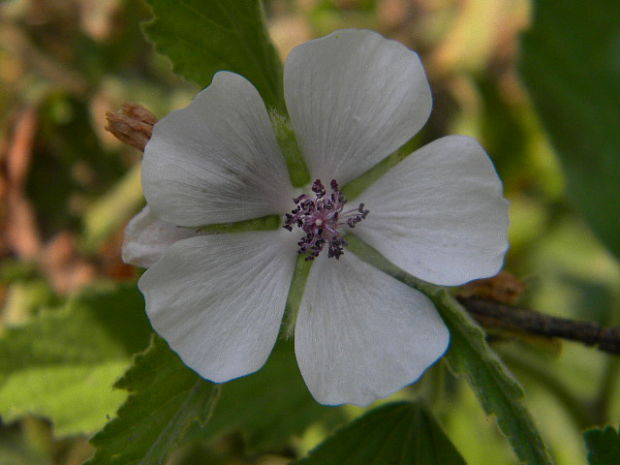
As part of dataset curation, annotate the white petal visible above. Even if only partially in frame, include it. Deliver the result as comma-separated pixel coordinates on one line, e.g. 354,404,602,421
356,135,509,286
284,29,432,184
138,230,297,383
122,206,199,268
295,252,449,406
142,71,293,227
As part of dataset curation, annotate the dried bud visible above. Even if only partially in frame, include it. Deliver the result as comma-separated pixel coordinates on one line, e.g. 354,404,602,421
105,103,157,151
458,271,527,305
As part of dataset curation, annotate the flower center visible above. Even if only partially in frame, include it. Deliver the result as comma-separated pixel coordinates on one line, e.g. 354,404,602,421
284,179,369,261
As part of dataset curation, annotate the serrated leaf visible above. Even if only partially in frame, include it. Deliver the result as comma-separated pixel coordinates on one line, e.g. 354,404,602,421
293,402,465,465
144,0,283,111
346,235,554,465
86,336,218,465
0,284,151,435
434,290,554,465
203,339,343,451
520,0,620,259
584,426,620,465
89,337,340,462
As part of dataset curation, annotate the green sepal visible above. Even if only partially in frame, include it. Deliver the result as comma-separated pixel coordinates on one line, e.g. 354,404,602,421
283,255,314,337
342,136,420,201
271,111,311,188
200,214,281,234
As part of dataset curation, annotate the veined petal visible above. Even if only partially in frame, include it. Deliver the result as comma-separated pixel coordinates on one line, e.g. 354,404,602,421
122,206,198,268
138,230,297,383
356,135,509,286
295,252,449,406
142,71,294,227
284,29,432,184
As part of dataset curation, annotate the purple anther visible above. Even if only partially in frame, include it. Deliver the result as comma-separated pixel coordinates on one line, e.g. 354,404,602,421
283,179,370,260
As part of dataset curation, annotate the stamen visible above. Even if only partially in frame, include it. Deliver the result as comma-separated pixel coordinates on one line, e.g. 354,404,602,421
283,179,370,260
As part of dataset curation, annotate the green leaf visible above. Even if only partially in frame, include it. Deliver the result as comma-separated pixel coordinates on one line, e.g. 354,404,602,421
0,284,151,436
144,0,284,111
293,402,465,465
86,336,218,465
435,290,554,465
203,339,343,451
346,235,554,465
520,0,620,259
584,426,620,465
89,337,340,461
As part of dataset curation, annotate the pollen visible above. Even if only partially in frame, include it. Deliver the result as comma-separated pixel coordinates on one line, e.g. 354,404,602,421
283,179,369,260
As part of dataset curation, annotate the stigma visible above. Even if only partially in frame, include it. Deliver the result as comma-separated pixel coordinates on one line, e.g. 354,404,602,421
284,179,369,261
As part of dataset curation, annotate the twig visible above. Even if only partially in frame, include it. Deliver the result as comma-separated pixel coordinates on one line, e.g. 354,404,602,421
3,106,42,260
458,296,620,355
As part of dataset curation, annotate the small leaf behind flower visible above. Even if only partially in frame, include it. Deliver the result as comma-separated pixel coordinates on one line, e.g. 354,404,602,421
144,0,284,111
293,402,466,465
202,339,343,452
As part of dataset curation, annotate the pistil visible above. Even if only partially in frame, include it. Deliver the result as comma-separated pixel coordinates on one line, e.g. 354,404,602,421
284,179,369,260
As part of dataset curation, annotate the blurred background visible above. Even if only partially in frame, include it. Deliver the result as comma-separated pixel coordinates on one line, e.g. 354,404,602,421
0,0,618,464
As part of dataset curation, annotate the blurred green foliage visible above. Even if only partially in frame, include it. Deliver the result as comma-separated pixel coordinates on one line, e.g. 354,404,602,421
521,0,620,261
0,1,618,464
0,285,151,436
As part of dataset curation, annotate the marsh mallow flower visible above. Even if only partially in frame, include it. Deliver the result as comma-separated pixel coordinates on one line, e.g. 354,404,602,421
123,29,509,406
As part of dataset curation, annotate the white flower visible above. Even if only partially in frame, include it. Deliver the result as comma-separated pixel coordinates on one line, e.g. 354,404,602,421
123,30,509,406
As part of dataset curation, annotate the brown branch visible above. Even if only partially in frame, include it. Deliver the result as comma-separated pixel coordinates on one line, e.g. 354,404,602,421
458,296,620,355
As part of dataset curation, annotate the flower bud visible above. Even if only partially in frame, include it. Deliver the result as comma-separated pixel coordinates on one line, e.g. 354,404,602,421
105,103,156,151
